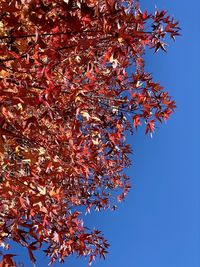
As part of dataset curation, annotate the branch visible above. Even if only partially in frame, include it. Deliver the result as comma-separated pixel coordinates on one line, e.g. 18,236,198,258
0,30,102,40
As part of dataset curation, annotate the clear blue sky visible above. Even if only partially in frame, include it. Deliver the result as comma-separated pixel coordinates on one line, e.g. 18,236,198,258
11,0,200,266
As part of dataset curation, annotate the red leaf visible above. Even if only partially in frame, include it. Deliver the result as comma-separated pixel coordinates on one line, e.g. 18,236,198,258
145,120,156,134
132,115,141,129
0,254,17,267
28,245,36,264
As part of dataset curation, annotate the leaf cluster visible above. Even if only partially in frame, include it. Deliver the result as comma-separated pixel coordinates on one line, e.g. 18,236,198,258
0,0,180,265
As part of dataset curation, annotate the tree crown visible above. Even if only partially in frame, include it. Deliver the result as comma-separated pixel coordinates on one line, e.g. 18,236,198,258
0,0,180,265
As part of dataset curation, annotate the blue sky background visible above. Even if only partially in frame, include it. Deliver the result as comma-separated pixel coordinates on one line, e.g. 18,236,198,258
11,0,200,266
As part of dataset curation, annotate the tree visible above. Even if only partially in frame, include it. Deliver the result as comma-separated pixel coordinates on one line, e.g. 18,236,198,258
0,0,180,266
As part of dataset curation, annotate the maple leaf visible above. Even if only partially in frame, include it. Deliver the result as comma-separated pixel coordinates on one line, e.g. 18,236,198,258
145,120,156,135
132,115,141,129
0,254,17,267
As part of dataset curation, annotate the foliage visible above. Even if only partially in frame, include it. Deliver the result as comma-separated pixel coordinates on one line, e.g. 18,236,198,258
0,0,180,265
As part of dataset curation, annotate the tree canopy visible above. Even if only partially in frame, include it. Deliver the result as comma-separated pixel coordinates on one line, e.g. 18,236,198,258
0,0,180,266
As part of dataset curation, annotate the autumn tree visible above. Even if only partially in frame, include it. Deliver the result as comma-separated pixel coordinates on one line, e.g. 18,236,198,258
0,0,180,265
